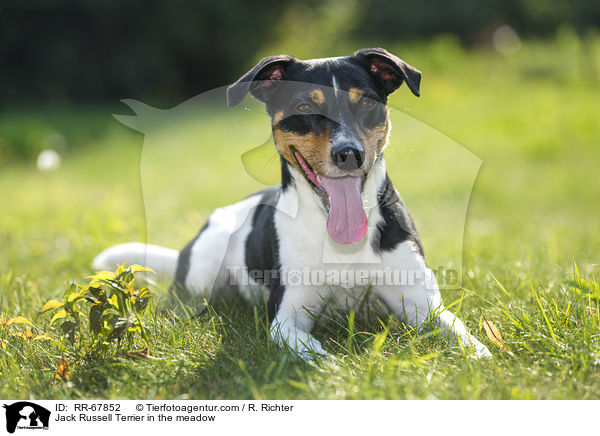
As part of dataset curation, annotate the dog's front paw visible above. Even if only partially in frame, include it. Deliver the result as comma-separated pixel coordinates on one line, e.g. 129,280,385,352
270,323,330,361
297,348,331,361
466,337,492,359
295,340,331,361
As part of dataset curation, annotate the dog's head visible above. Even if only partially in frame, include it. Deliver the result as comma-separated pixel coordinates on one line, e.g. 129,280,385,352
227,48,421,244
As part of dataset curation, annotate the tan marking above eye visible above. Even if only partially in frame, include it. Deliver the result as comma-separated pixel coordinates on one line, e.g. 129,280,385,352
309,89,325,105
273,111,284,124
349,88,364,104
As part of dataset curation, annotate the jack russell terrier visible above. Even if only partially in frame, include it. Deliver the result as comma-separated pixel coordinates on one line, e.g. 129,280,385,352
94,48,491,359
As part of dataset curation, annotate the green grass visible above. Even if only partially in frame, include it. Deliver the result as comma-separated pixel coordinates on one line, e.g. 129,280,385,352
1,37,600,399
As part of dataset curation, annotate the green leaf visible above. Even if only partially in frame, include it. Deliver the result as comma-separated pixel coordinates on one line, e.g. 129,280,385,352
60,320,77,344
87,271,116,282
7,316,33,326
33,333,53,341
128,264,155,274
137,287,151,298
62,282,77,300
114,292,128,314
107,294,119,309
104,278,127,294
89,304,105,336
107,317,132,341
49,309,68,326
134,296,151,313
87,286,107,303
40,299,63,314
66,289,86,303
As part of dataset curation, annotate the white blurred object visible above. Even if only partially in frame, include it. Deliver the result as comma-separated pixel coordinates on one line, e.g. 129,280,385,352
36,149,61,171
492,25,521,55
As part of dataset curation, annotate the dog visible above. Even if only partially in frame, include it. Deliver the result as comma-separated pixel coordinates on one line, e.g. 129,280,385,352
93,48,491,359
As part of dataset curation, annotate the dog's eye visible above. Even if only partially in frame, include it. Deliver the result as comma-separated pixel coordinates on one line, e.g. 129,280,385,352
297,103,314,114
359,98,375,109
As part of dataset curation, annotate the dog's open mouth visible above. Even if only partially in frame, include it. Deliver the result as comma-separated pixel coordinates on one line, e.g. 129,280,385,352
291,147,368,245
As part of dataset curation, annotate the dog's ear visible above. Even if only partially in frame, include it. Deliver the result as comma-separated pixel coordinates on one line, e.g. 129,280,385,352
354,48,421,97
227,55,296,106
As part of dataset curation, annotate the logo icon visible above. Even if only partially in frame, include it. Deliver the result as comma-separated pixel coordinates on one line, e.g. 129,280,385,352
2,402,50,434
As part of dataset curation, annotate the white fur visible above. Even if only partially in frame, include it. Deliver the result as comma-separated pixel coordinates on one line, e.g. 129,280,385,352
92,242,178,278
332,74,341,100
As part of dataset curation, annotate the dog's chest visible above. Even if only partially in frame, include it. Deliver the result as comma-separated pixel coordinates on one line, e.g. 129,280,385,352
274,185,384,271
269,177,428,307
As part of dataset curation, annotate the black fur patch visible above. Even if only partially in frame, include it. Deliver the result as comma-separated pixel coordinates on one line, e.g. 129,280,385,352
171,222,208,301
277,113,331,136
280,157,294,191
373,174,424,256
244,187,284,321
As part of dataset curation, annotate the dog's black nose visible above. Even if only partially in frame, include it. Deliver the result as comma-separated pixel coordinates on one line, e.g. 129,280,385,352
331,144,365,170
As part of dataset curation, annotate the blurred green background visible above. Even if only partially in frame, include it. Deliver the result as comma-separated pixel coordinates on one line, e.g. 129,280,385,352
1,0,600,399
2,0,600,104
1,0,599,162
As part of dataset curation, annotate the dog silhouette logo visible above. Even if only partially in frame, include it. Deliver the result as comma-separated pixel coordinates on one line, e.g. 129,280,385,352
2,402,50,433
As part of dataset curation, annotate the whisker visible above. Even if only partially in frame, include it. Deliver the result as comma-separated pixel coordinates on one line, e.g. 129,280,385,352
261,150,280,175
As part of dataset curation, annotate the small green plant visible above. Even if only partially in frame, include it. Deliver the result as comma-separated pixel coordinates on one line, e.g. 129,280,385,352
0,313,51,349
39,264,154,358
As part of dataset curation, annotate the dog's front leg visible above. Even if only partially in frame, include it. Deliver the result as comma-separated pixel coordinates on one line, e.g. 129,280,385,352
374,274,491,358
269,285,329,360
434,306,492,358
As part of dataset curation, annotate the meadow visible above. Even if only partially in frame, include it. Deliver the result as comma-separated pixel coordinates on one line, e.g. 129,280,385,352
1,35,600,399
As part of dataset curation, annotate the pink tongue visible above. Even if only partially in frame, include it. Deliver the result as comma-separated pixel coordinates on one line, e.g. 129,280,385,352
320,176,368,244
